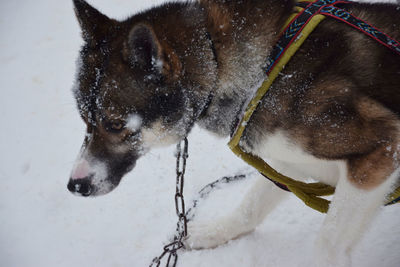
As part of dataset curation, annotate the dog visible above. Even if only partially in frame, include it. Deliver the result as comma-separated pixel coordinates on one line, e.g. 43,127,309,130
68,0,400,265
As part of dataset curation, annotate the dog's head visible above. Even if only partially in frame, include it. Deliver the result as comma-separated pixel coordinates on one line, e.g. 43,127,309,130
68,0,209,196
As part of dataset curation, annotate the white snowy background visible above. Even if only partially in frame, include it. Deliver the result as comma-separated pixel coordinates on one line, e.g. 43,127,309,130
1,0,399,266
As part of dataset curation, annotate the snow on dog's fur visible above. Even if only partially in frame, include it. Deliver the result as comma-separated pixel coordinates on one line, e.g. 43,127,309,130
68,0,400,265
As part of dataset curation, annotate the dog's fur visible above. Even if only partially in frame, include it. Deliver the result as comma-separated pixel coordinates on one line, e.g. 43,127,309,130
68,0,400,265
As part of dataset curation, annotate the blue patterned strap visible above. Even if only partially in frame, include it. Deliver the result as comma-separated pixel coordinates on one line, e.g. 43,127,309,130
263,0,330,73
297,0,400,55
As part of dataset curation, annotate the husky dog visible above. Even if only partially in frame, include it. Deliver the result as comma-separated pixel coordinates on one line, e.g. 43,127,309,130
68,0,400,265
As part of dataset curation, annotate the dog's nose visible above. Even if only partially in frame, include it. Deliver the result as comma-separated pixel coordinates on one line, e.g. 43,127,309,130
67,178,92,196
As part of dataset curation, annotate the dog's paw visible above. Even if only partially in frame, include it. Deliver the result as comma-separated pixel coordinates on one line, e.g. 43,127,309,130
184,220,236,250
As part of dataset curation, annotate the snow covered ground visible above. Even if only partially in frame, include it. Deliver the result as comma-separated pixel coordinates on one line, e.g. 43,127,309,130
1,0,399,266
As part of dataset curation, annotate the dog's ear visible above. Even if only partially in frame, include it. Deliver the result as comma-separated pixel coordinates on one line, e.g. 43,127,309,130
73,0,112,43
128,24,163,73
128,24,182,79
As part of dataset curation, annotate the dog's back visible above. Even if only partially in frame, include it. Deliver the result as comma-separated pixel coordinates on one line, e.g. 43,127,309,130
303,2,400,114
203,0,400,115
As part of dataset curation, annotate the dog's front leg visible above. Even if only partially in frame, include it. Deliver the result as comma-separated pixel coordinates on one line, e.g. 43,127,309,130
185,172,289,249
314,165,400,267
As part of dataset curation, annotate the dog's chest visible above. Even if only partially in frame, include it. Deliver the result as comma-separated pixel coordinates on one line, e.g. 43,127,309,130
250,131,343,186
253,132,314,163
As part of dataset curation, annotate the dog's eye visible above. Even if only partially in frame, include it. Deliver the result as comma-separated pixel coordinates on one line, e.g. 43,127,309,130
105,120,125,133
112,122,123,130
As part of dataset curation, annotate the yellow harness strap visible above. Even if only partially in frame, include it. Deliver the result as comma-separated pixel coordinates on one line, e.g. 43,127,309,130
228,2,400,213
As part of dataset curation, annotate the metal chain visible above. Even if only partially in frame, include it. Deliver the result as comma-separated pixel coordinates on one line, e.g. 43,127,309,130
150,138,189,267
185,174,247,221
149,137,250,267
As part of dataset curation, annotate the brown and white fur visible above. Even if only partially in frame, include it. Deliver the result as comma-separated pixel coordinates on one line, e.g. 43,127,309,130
68,0,400,266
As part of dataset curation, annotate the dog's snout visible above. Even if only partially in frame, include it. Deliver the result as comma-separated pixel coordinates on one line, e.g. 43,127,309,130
67,178,93,196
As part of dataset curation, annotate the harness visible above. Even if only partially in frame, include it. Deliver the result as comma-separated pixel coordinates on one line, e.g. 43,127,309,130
228,0,400,213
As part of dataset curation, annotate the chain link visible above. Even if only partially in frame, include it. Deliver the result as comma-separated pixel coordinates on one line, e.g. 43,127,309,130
150,138,189,267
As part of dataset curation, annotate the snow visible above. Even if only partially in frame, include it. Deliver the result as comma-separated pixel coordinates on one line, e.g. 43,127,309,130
126,114,142,132
0,0,399,267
